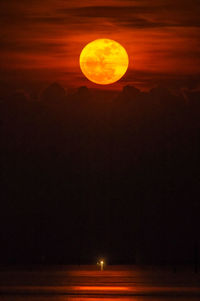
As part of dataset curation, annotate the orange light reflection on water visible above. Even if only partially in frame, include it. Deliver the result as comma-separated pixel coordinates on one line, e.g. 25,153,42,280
74,285,131,291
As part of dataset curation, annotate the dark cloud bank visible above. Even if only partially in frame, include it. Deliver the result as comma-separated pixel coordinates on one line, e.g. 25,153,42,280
1,83,200,264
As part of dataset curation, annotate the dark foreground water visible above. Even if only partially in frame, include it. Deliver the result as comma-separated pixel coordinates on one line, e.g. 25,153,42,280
0,265,200,301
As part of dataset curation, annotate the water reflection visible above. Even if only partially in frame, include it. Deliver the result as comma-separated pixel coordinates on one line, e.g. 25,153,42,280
0,266,200,301
1,297,200,301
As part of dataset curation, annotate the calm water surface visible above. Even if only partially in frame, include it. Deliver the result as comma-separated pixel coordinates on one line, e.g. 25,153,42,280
0,265,199,301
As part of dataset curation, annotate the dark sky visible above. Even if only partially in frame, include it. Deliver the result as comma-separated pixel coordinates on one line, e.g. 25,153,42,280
1,0,200,90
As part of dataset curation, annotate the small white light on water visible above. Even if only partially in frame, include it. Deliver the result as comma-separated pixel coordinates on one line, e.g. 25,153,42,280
100,260,104,271
97,258,105,271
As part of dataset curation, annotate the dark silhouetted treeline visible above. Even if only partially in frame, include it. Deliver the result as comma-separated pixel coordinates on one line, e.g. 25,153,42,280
0,83,200,265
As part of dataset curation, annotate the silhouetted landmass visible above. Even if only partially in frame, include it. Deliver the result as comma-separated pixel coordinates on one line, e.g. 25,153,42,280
0,83,200,265
41,82,66,104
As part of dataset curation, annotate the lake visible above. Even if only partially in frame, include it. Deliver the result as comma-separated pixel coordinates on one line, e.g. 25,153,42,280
0,265,199,301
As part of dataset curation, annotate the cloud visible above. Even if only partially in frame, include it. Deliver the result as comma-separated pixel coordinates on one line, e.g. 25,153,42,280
1,1,200,29
56,3,200,29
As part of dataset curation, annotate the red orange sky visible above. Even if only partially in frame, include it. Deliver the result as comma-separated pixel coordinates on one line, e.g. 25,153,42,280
1,0,200,91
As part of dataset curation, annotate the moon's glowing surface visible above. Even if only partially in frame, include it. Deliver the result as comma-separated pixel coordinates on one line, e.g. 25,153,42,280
79,39,129,85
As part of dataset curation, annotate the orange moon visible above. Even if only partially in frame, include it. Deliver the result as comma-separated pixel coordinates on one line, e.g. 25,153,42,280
79,39,129,85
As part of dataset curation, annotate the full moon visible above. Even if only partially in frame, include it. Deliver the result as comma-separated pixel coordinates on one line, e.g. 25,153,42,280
79,39,129,85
